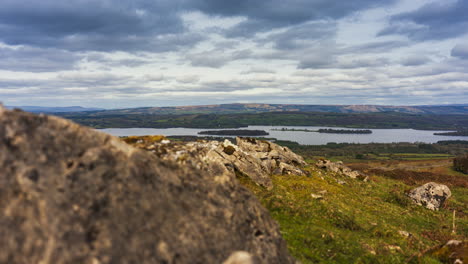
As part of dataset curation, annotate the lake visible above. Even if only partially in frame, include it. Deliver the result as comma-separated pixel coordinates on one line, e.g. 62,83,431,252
99,126,468,145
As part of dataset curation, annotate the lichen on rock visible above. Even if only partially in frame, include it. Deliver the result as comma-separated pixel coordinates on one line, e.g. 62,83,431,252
407,182,452,210
123,136,309,190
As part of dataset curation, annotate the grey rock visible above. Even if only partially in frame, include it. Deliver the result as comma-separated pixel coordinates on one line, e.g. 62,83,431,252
0,107,294,264
316,159,367,181
130,137,308,190
408,182,452,210
222,251,254,264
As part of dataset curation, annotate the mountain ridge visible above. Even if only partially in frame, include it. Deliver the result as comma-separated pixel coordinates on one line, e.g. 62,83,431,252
77,103,468,115
6,103,468,115
5,105,104,113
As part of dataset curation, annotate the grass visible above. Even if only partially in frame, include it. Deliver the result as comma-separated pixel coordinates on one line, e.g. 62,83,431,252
238,165,467,263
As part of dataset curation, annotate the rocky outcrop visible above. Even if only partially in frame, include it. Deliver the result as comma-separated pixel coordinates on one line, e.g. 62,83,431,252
125,137,308,190
0,106,294,264
408,182,452,210
315,159,368,181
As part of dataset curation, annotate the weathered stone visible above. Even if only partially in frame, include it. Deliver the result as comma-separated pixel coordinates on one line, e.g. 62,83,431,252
0,107,294,264
398,230,412,238
316,159,367,181
408,182,452,210
236,137,306,167
222,251,254,264
310,194,324,200
337,180,347,185
125,136,308,190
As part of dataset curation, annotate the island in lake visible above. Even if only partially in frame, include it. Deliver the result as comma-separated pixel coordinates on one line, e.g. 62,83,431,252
272,128,315,132
198,129,269,136
434,130,468,136
272,128,372,134
317,128,372,134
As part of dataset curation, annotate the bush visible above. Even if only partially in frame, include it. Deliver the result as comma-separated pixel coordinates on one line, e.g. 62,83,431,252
453,154,468,174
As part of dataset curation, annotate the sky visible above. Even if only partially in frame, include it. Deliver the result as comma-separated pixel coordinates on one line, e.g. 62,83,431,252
1,0,468,108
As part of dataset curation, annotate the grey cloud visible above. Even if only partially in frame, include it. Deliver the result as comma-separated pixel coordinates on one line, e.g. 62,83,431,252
400,55,432,66
199,80,255,92
260,26,404,69
56,72,133,87
176,75,200,83
144,74,166,82
187,51,231,68
0,73,148,98
451,44,468,59
240,67,276,75
0,46,79,72
338,57,390,69
298,49,390,69
298,53,336,69
0,79,47,89
0,0,203,52
267,21,337,50
85,53,151,67
344,40,408,54
186,49,252,68
192,0,395,37
379,0,468,40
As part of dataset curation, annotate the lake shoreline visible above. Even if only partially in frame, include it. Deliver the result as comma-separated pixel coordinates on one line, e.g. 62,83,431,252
99,126,468,146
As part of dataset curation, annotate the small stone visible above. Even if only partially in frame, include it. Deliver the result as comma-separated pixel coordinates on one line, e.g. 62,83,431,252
385,245,402,252
310,194,323,200
222,251,254,264
337,180,347,185
398,230,411,238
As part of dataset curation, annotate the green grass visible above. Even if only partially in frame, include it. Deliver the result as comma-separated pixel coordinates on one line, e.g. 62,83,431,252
238,166,467,263
325,154,455,163
380,154,454,161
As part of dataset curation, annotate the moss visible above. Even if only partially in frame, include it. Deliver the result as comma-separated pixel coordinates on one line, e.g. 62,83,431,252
223,145,236,155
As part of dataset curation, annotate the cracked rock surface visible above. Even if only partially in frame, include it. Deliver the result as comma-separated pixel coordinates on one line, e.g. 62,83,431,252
125,136,308,190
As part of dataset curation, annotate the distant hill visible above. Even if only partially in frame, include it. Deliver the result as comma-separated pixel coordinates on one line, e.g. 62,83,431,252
6,106,105,113
85,103,468,115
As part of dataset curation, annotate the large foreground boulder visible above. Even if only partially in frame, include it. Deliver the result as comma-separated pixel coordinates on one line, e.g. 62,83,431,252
407,182,452,210
0,107,294,264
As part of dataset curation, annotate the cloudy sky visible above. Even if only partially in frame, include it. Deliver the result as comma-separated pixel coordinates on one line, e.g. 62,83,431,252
1,0,467,108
